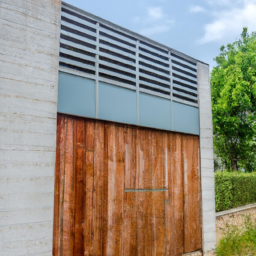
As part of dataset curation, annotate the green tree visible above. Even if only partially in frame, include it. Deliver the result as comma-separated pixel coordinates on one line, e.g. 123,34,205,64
211,28,256,171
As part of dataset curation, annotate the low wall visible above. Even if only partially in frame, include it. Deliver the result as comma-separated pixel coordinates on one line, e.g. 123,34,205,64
216,203,256,245
183,203,256,256
181,250,215,256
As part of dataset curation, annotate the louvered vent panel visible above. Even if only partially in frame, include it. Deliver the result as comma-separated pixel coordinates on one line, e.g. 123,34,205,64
138,42,171,97
98,23,137,87
171,53,198,104
59,4,198,106
60,7,97,75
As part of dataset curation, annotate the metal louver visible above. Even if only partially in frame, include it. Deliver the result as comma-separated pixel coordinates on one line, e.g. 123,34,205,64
59,3,198,107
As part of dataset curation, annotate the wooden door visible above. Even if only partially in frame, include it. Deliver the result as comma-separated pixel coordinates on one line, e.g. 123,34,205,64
53,114,202,256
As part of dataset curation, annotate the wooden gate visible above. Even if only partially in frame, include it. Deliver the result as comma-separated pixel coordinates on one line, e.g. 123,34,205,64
53,114,202,256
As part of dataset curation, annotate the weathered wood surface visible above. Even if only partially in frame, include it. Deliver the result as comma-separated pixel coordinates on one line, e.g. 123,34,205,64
53,114,202,256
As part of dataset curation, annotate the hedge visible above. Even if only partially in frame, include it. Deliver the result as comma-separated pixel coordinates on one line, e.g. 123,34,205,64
215,172,256,212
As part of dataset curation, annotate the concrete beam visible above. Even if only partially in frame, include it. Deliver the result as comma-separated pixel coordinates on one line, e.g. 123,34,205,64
197,62,217,255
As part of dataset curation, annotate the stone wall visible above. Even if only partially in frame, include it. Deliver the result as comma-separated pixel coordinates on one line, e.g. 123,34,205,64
182,203,256,256
0,1,61,255
216,203,256,245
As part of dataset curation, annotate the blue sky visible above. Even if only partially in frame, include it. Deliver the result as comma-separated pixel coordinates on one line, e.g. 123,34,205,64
63,0,256,69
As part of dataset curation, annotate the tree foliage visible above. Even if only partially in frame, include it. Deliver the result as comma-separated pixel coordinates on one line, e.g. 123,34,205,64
211,28,256,171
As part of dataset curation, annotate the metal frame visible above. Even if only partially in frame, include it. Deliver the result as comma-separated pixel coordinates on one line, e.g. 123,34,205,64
57,2,209,137
57,2,216,255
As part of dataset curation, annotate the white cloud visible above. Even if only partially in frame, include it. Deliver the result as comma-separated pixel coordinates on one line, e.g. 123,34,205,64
132,6,174,36
140,25,170,36
148,7,164,20
198,0,256,44
190,5,205,13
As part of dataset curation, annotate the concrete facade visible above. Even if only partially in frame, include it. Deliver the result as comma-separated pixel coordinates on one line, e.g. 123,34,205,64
197,62,217,255
0,1,61,255
0,1,217,255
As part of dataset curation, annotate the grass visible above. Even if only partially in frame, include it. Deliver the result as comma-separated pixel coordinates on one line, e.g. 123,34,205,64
216,215,256,256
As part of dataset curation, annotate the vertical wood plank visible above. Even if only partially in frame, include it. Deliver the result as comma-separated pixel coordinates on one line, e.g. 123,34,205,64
151,130,157,255
163,132,168,191
131,127,137,190
163,131,169,256
114,125,125,255
84,120,95,256
184,135,202,252
124,125,131,190
59,116,68,256
184,134,193,251
83,150,94,255
106,123,125,255
135,128,146,256
144,128,152,190
124,126,136,190
62,116,75,256
73,118,85,256
136,128,145,189
152,131,165,256
85,120,94,151
165,132,172,256
106,123,116,255
135,192,146,256
134,128,139,189
123,126,137,255
102,123,109,256
144,129,153,256
152,191,165,256
169,133,184,256
53,115,64,256
93,121,105,255
152,131,162,189
122,191,137,256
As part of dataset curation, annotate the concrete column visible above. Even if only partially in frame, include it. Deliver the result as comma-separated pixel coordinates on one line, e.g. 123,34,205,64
197,62,216,255
0,1,61,255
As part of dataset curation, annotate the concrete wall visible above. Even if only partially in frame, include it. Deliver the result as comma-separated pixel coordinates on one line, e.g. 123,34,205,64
197,63,217,255
0,1,61,255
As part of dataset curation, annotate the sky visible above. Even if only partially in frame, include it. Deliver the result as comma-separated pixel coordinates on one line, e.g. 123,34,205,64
63,0,256,70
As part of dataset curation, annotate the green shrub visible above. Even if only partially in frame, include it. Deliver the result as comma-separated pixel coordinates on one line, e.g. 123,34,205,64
215,172,256,212
216,215,256,256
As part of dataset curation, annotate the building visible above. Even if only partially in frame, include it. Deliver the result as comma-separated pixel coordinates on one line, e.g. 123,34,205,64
0,1,216,255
